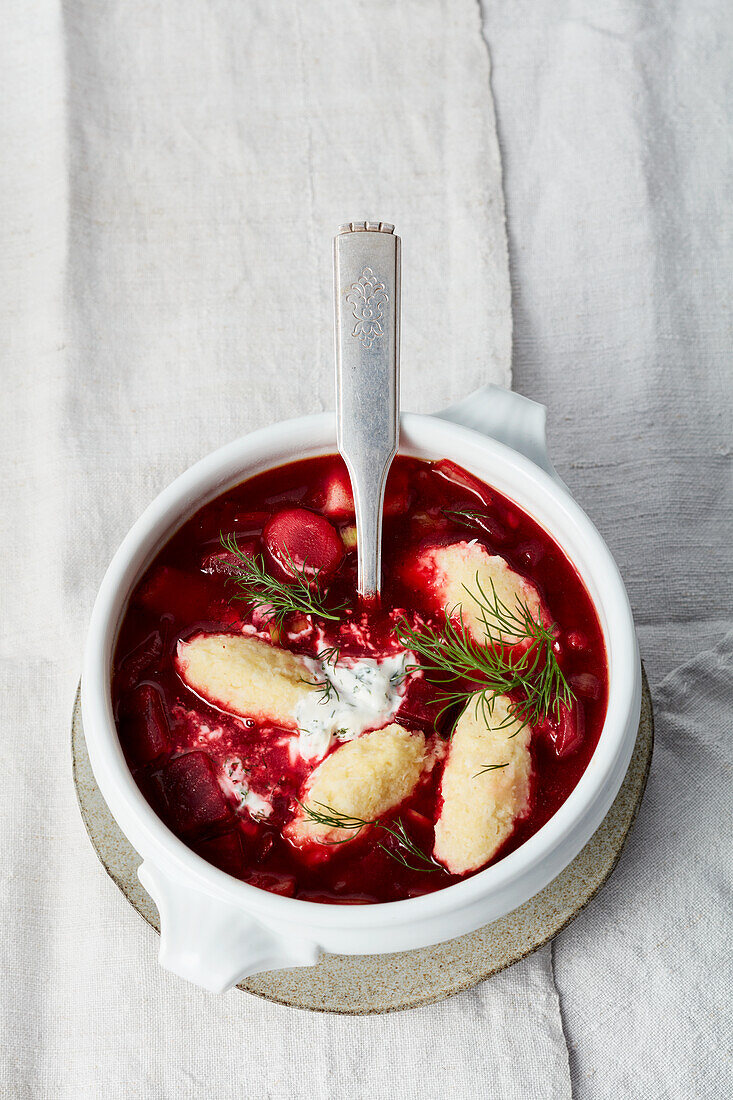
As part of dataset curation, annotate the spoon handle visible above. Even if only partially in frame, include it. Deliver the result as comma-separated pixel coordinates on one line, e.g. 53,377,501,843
333,222,401,601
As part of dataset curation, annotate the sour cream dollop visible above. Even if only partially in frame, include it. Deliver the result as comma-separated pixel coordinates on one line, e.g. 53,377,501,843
293,650,409,762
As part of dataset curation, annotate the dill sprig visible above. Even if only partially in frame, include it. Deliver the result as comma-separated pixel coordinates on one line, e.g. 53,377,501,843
395,575,574,731
396,612,525,730
299,674,340,705
296,800,365,843
317,644,341,667
471,574,574,722
297,800,443,873
298,645,343,703
442,508,492,532
381,819,443,873
316,678,339,704
220,532,348,625
389,666,410,689
473,762,509,778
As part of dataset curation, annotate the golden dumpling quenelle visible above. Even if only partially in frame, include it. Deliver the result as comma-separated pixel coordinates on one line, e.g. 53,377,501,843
433,695,532,875
401,540,546,644
176,632,317,726
285,724,429,848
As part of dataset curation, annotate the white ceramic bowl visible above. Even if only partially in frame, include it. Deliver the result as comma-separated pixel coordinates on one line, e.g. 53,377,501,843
82,385,641,992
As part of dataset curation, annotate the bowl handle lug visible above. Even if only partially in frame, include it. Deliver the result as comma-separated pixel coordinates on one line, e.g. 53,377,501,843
435,384,564,487
138,862,320,993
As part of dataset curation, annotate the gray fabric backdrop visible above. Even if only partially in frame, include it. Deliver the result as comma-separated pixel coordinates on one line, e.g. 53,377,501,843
486,1,732,1093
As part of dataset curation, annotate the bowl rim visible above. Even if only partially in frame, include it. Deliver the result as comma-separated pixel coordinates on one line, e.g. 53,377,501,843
82,410,639,932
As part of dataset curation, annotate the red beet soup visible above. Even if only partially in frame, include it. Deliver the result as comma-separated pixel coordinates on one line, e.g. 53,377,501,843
112,455,608,904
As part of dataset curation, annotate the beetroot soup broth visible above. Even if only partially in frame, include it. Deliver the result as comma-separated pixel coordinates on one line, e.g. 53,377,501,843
112,455,608,904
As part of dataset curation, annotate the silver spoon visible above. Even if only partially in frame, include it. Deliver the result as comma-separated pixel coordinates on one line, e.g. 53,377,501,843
333,221,401,602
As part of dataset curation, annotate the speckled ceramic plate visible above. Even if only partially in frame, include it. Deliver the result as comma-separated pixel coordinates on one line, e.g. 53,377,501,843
72,669,653,1014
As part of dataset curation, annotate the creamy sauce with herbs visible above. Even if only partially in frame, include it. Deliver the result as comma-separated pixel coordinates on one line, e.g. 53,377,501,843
293,650,409,761
222,755,274,819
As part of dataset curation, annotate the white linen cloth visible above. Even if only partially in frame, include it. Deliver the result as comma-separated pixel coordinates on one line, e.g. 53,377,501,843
1,1,731,1098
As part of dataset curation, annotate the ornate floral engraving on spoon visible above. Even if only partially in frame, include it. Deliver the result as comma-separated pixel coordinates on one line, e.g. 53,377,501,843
333,222,401,600
346,266,389,349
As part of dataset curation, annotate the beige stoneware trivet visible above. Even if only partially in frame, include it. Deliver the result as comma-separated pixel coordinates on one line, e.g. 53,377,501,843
72,669,653,1014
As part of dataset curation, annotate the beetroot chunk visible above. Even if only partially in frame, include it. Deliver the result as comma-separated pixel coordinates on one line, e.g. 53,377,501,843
193,830,245,877
232,510,269,535
158,752,232,835
200,539,257,576
263,508,343,579
397,675,443,731
136,566,214,622
121,683,171,766
321,467,354,520
540,701,586,758
569,672,601,700
244,870,297,898
433,458,492,506
384,466,412,516
115,630,163,694
320,464,410,519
